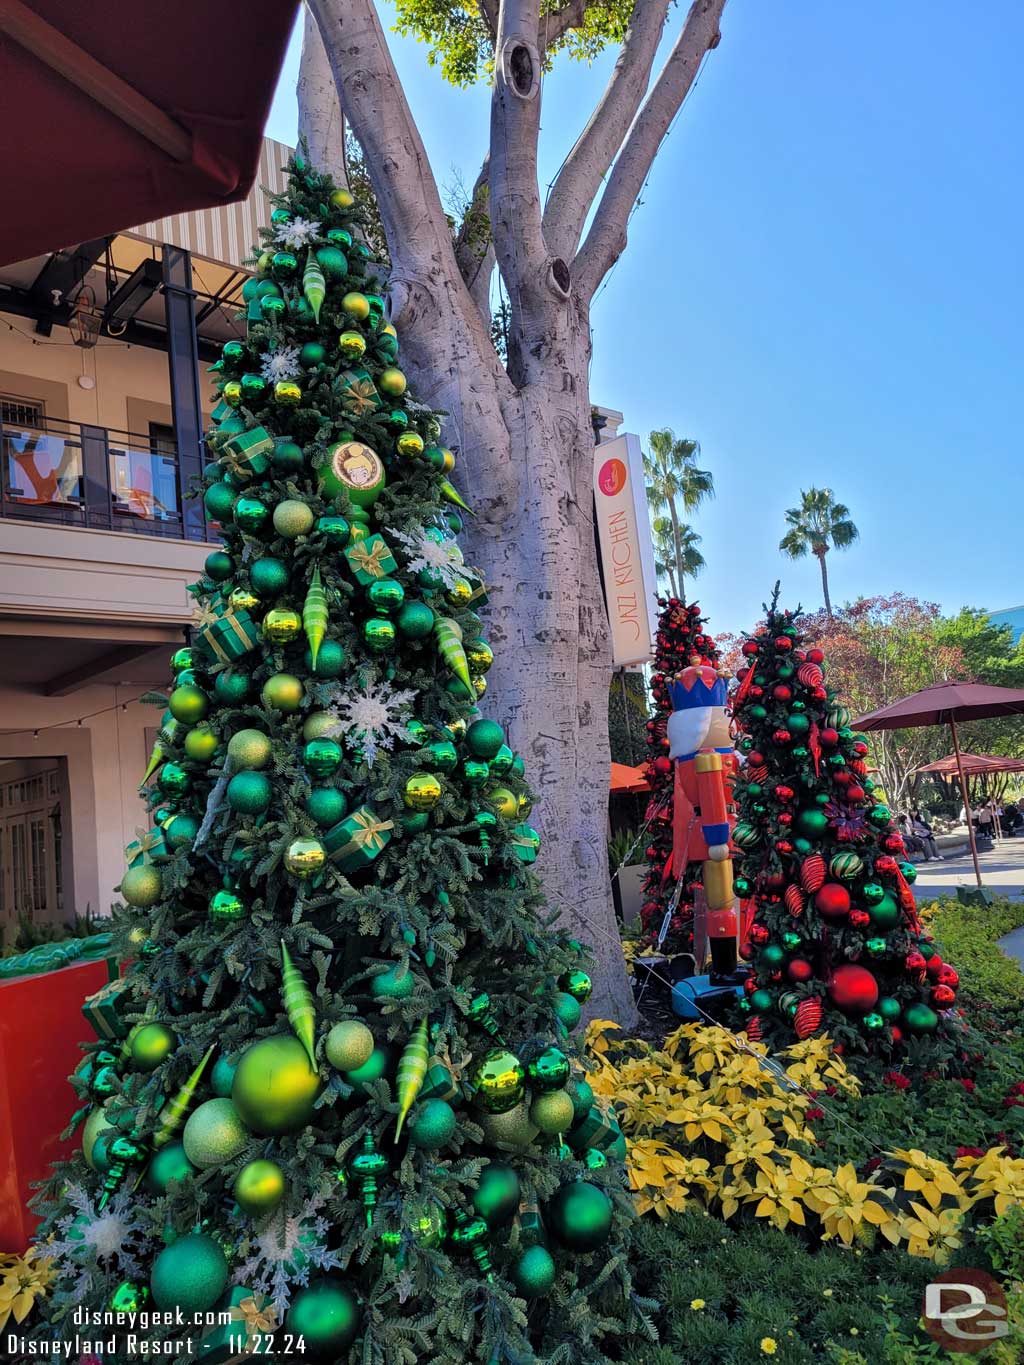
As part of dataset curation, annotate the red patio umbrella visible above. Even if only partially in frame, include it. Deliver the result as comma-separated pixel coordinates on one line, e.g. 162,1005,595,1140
610,762,650,795
856,682,1024,888
0,0,300,267
916,753,1024,777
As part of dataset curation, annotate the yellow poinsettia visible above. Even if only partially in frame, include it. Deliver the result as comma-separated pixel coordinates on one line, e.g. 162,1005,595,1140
882,1149,968,1211
722,1121,778,1177
665,1093,736,1144
584,1019,623,1058
957,1148,1024,1216
627,1139,716,1218
0,1249,56,1332
746,1160,808,1231
803,1164,896,1246
900,1201,965,1263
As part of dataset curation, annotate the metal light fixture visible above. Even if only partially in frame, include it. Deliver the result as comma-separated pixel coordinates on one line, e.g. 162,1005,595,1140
68,285,102,348
104,257,162,331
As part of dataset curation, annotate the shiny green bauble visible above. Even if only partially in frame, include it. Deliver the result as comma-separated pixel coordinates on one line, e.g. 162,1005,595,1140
375,331,399,362
865,937,887,957
165,813,198,850
487,786,518,821
527,1046,571,1093
306,638,345,678
303,738,342,778
445,577,473,608
378,366,407,397
130,1023,177,1072
182,1098,249,1169
285,1279,361,1358
214,669,251,703
869,892,900,930
240,372,268,399
210,1053,238,1098
345,1044,392,1096
408,1098,457,1150
461,758,490,787
548,1180,613,1252
568,1078,594,1123
262,672,304,713
316,514,350,546
558,970,593,1004
862,881,885,905
337,329,366,361
222,380,242,407
143,1141,196,1195
488,743,514,778
471,1048,524,1114
511,1245,556,1299
273,498,314,539
396,600,435,639
157,761,190,795
370,963,416,1001
274,381,303,407
325,1020,375,1072
222,337,247,361
168,684,208,725
209,888,246,921
367,577,405,614
204,551,234,583
234,1158,286,1214
232,1034,322,1135
868,804,892,828
250,556,290,596
786,712,810,736
396,430,424,458
404,772,442,811
530,1089,575,1135
904,1003,940,1035
553,991,582,1031
306,786,348,828
900,861,918,885
423,739,458,774
472,1162,521,1227
169,647,194,673
227,771,272,814
327,227,353,248
284,838,326,880
183,724,218,761
466,718,504,760
262,608,302,643
272,250,298,278
255,279,281,299
315,246,348,279
362,616,396,652
478,1099,539,1151
82,1105,116,1170
466,639,494,676
121,864,162,908
341,290,370,320
300,342,326,368
232,495,270,533
150,1233,228,1314
227,727,272,770
878,996,902,1022
511,754,526,779
796,808,829,839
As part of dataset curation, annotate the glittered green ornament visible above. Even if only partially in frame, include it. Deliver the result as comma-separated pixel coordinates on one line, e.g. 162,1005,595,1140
210,1054,238,1098
306,786,348,828
121,864,162,908
303,738,342,777
164,813,198,850
306,639,345,678
511,1244,555,1299
548,1180,613,1252
397,599,435,639
250,556,290,596
204,481,236,521
227,771,272,814
408,1098,457,1150
232,1034,321,1135
466,718,504,760
227,727,272,770
761,944,785,967
530,1089,575,1135
150,1233,228,1314
554,991,582,1031
182,1098,249,1169
285,1279,361,1357
143,1141,196,1195
477,1099,539,1151
315,245,348,279
325,1020,375,1072
214,669,251,703
273,498,314,539
370,963,416,1001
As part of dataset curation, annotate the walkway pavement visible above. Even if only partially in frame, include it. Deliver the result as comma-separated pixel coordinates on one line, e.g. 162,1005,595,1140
910,839,1024,967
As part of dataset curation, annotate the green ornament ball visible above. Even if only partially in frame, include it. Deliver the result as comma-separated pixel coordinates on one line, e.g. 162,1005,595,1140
511,1245,556,1299
325,1020,375,1072
878,996,902,1022
363,616,396,652
209,888,245,921
408,1098,457,1150
477,1099,539,1151
232,494,270,533
227,771,272,815
862,881,885,905
471,1047,525,1114
904,1003,940,1035
367,577,405,614
527,1046,571,1093
214,669,251,703
868,804,893,828
130,1023,177,1072
869,892,901,930
165,813,198,850
82,1105,116,1171
300,342,326,368
548,1180,613,1252
168,684,208,725
203,550,234,583
315,514,350,547
315,246,348,279
150,1233,228,1314
143,1141,196,1195
750,989,774,1012
345,1044,392,1096
182,1098,250,1169
285,1279,361,1358
761,944,785,968
370,964,415,1001
306,786,348,828
120,864,162,908
233,1158,286,1214
210,1053,238,1098
183,724,218,761
169,647,194,673
262,672,304,713
227,727,272,769
424,739,458,773
232,1034,322,1135
466,718,505,760
462,758,490,787
472,1162,521,1227
530,1089,575,1135
303,738,342,778
204,481,235,521
558,970,593,1003
306,638,346,678
553,991,582,1031
396,600,435,639
273,498,315,539
250,556,290,596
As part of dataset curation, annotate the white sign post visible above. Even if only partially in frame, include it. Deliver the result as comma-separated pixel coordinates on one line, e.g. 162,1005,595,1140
593,432,658,667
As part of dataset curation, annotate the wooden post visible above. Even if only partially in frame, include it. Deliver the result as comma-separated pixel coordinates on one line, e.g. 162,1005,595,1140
950,717,983,888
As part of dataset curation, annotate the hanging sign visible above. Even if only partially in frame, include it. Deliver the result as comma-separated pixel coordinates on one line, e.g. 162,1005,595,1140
593,432,658,667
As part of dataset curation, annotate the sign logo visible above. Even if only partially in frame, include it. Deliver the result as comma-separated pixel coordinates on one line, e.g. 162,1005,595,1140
597,457,627,497
922,1269,1007,1352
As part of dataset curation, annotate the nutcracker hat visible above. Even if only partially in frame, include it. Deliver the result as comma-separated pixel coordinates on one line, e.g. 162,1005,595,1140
666,665,728,713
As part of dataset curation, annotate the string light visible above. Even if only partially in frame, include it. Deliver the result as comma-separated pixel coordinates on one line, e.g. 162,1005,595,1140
1,692,151,741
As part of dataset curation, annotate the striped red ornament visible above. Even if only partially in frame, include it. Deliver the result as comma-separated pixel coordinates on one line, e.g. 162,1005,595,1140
746,1015,763,1041
747,764,769,784
784,884,806,916
794,996,823,1039
800,853,826,894
796,662,824,687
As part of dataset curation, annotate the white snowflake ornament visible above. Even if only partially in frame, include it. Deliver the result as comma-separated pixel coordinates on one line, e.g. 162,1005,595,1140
260,344,302,384
327,673,417,767
273,216,321,250
388,524,467,591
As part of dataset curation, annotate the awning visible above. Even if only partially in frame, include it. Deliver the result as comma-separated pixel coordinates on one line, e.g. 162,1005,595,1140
610,762,650,794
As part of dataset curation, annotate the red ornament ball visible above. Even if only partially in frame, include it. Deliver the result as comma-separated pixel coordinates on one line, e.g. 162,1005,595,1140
849,909,872,929
743,976,758,995
905,951,927,981
807,648,825,664
937,965,959,988
875,855,899,876
891,1026,903,1044
883,834,904,854
853,740,869,756
787,958,814,982
931,984,956,1008
774,637,793,651
748,751,765,767
819,727,839,748
741,641,759,657
815,883,851,921
774,785,795,801
925,956,945,981
775,840,794,854
827,963,880,1014
846,784,866,803
778,812,793,825
749,924,770,945
653,756,672,777
812,685,829,701
773,685,792,701
772,729,792,745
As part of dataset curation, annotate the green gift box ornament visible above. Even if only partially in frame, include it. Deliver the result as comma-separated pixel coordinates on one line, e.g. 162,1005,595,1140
199,1287,278,1363
343,533,397,585
419,1062,459,1102
509,824,540,865
210,398,232,424
567,1103,622,1154
325,804,395,872
194,594,259,666
337,366,381,416
219,425,273,480
82,977,131,1042
125,825,169,868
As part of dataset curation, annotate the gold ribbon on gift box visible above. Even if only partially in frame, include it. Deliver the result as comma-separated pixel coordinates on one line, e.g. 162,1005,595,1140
330,809,395,863
346,539,392,579
229,1294,278,1337
341,377,380,415
125,826,162,863
192,600,254,663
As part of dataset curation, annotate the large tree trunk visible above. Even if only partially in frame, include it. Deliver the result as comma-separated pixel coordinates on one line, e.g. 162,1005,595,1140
817,549,833,617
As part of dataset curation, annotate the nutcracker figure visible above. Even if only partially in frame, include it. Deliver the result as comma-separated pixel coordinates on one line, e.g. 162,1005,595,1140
666,664,739,975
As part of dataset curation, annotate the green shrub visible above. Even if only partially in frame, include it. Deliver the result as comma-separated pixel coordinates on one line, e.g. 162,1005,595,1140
927,896,1024,1013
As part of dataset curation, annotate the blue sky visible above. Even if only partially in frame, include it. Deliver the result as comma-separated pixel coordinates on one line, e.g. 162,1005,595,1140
267,2,1024,639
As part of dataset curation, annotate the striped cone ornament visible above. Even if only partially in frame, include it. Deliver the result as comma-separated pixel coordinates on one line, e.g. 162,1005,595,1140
280,941,317,1069
302,249,326,323
434,617,472,690
784,884,806,917
746,1015,763,1042
800,853,826,894
303,566,328,669
794,996,823,1039
152,1046,214,1149
395,1019,430,1139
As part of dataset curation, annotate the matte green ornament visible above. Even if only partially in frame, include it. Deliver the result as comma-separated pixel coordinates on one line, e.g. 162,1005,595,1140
466,718,504,760
209,889,245,921
306,638,345,678
878,996,902,1022
232,1034,321,1135
183,722,217,762
306,786,348,827
363,616,396,652
315,246,348,279
270,439,304,475
761,944,785,967
130,1023,177,1072
554,991,582,1031
214,669,251,703
370,963,415,1001
210,1054,238,1098
234,1158,286,1214
300,342,326,368
169,683,208,724
165,813,198,850
182,1098,249,1169
325,1020,375,1072
750,989,774,1012
548,1180,613,1252
367,578,405,614
904,1003,939,1034
471,1162,521,1227
285,1279,361,1356
203,481,235,520
869,892,900,930
511,1244,556,1299
396,599,435,639
477,1099,539,1151
796,808,829,839
227,771,272,814
408,1098,457,1150
250,556,290,596
143,1142,196,1195
150,1233,228,1314
303,738,342,777
345,1044,392,1096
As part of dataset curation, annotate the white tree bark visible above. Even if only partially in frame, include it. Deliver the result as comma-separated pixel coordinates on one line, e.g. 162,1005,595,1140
299,0,728,1024
297,6,348,188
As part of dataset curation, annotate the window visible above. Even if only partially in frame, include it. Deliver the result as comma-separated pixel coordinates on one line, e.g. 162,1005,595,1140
0,395,44,430
149,422,176,456
1,391,82,508
0,763,65,927
110,420,180,523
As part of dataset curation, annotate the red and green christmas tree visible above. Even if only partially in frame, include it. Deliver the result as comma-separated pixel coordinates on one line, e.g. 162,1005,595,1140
729,591,966,1065
639,597,720,954
29,154,639,1365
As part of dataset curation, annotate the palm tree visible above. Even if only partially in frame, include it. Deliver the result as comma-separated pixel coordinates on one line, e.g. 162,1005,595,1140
779,487,859,617
653,516,705,595
644,429,714,591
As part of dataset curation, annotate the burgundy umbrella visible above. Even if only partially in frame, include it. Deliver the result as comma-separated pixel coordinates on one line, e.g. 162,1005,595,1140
0,0,299,267
916,753,1024,777
856,682,1024,887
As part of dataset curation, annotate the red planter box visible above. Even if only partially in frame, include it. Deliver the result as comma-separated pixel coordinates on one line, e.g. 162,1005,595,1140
0,957,113,1252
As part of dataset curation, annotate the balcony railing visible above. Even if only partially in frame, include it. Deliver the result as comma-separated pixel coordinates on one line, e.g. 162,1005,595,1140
0,415,210,540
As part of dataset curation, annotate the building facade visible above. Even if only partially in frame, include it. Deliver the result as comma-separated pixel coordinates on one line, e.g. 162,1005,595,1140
0,138,291,940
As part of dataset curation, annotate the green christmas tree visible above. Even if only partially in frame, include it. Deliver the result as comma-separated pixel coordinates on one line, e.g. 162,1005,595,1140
31,155,640,1365
729,591,967,1068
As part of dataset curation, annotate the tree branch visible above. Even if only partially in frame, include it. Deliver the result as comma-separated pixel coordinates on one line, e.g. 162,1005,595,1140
543,0,669,261
478,0,500,42
297,5,348,188
454,155,495,325
574,0,726,302
540,0,587,51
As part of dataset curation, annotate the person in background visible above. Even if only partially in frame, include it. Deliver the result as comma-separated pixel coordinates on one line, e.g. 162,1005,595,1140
910,808,940,861
977,799,995,843
898,814,925,859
